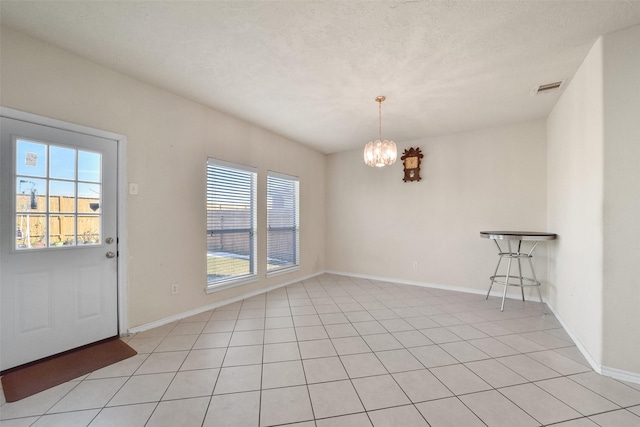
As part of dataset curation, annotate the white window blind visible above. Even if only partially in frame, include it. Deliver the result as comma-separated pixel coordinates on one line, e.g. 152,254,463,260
267,172,299,273
206,159,257,290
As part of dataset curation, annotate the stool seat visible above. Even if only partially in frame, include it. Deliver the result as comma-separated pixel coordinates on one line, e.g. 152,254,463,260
480,231,556,313
480,231,557,241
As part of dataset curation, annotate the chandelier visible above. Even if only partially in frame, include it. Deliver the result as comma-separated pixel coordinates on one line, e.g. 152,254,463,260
364,96,397,167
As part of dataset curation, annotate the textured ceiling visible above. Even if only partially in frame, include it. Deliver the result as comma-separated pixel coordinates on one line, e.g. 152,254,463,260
2,1,640,154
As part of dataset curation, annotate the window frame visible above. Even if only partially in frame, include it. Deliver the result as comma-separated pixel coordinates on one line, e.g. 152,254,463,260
266,170,300,277
206,158,258,293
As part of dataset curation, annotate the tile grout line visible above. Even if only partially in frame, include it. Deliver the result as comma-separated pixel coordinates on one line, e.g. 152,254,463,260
3,274,640,426
285,285,317,427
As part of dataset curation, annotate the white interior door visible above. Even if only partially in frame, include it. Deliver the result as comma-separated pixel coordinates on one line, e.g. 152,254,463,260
0,117,118,371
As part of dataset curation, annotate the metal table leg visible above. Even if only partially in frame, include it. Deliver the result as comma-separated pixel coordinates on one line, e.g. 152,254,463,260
485,239,546,313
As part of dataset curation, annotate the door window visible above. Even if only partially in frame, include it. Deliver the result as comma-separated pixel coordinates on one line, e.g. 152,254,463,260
15,139,102,249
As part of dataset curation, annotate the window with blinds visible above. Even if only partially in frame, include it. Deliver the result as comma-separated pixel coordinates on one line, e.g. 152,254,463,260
206,159,257,291
267,171,299,274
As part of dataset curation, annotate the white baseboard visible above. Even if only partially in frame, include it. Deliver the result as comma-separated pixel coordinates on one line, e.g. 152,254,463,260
601,365,640,385
129,269,539,336
127,269,640,385
328,270,640,384
326,270,543,302
127,271,325,335
546,304,640,385
543,303,602,373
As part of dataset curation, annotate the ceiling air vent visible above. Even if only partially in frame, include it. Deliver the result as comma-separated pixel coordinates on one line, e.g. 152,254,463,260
532,80,565,95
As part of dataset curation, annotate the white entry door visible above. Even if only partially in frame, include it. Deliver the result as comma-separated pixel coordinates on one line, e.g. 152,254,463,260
0,117,118,371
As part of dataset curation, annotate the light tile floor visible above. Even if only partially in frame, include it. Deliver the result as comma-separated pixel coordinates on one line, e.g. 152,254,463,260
2,274,640,426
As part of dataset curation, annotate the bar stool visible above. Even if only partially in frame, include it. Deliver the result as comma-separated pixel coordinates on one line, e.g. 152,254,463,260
480,231,557,313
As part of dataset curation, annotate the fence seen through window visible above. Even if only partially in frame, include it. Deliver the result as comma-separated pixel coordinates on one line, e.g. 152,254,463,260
206,159,257,288
15,139,102,250
267,172,300,273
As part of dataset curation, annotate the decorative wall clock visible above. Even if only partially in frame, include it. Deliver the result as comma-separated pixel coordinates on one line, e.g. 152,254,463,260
401,147,423,182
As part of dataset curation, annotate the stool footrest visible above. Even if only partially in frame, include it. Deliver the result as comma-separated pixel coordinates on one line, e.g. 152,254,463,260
498,252,532,259
489,275,539,287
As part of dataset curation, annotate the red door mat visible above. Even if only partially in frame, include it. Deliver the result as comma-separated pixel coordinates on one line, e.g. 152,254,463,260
1,338,137,402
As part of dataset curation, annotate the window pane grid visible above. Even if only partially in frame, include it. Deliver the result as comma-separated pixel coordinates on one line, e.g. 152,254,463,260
207,160,257,287
14,139,102,249
267,173,299,272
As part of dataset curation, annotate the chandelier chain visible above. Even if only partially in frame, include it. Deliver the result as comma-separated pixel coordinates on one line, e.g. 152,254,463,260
378,99,382,141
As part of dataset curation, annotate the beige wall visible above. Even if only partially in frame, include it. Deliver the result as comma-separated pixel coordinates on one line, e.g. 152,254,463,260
602,24,640,374
547,38,605,366
548,23,640,377
326,121,548,296
0,27,327,328
3,22,639,379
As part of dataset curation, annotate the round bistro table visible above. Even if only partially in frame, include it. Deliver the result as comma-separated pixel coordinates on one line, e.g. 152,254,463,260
480,231,557,313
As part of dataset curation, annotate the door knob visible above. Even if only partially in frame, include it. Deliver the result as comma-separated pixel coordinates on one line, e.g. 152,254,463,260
106,237,114,244
106,251,116,258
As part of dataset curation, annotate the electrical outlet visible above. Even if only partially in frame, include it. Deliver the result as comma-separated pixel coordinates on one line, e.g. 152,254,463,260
412,261,419,269
171,284,179,295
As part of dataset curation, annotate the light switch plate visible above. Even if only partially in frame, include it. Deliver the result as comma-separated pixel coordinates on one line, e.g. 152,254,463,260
129,183,139,195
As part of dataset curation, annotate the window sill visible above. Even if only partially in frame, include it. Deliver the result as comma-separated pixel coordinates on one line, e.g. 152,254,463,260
266,265,300,279
206,275,258,294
